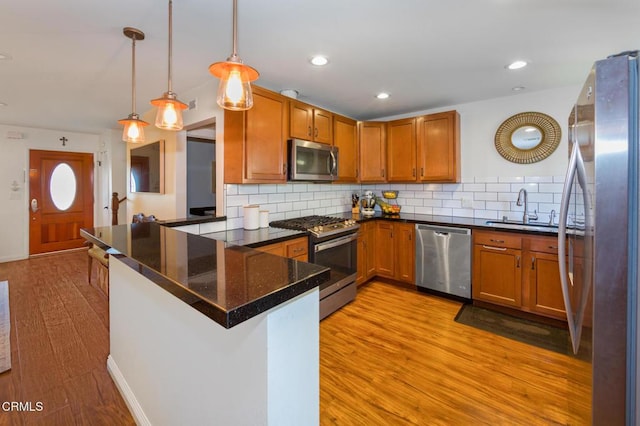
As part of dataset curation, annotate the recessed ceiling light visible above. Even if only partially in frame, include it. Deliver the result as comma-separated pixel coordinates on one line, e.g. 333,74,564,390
310,55,328,66
0,53,12,60
376,92,390,100
512,86,526,92
506,60,528,70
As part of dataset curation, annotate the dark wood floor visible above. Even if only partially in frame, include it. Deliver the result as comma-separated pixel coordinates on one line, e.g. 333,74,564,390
0,251,590,425
0,251,134,425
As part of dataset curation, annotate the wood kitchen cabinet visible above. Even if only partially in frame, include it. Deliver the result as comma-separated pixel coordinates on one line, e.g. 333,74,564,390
473,230,570,321
358,121,387,182
374,221,415,284
290,99,333,144
333,114,358,182
254,236,308,262
472,230,523,308
224,86,289,183
356,221,376,285
526,236,566,319
417,110,460,182
387,118,417,182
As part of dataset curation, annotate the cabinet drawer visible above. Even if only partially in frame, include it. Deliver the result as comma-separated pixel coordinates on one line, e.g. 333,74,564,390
286,239,308,258
527,236,560,254
474,230,521,249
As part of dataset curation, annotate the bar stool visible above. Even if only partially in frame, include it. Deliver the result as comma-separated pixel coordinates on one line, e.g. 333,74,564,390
87,243,109,297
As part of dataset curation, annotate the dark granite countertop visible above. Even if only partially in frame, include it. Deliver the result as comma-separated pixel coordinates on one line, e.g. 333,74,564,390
333,211,558,237
80,223,330,329
160,215,227,227
201,227,307,248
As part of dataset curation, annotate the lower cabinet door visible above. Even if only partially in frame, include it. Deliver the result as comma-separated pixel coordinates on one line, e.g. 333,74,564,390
472,244,522,308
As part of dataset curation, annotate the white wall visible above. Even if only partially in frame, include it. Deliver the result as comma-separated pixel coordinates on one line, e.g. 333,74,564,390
0,124,101,262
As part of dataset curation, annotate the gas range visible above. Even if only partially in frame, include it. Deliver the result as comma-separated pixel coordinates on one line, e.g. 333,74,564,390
269,215,359,239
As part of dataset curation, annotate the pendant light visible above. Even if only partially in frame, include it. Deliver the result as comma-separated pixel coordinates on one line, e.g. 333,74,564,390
118,27,148,143
209,0,259,111
151,0,187,130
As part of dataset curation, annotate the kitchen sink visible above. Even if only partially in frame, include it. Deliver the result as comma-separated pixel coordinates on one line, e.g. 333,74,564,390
484,219,559,233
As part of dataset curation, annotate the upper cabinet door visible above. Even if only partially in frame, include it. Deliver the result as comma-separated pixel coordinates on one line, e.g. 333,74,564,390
290,100,314,140
387,118,417,182
289,100,333,144
417,110,460,182
313,108,333,144
358,121,387,182
333,115,358,182
224,86,288,183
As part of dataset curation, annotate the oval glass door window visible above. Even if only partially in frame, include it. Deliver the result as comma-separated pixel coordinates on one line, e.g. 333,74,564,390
49,163,77,211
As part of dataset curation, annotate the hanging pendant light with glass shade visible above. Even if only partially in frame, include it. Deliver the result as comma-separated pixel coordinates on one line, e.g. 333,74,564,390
151,0,187,130
118,27,149,144
209,0,259,111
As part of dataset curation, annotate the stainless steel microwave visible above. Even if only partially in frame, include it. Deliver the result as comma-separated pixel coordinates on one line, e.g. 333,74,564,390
288,139,338,182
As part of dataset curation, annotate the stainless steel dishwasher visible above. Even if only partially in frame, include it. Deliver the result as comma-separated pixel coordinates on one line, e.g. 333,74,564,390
415,224,471,299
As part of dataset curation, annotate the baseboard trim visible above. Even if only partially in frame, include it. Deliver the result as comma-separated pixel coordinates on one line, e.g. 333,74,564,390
107,354,151,426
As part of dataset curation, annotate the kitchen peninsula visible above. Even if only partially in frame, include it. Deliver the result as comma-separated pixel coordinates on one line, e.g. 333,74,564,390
81,222,330,425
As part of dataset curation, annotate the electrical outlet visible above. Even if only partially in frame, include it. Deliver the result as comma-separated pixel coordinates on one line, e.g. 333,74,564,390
461,198,473,208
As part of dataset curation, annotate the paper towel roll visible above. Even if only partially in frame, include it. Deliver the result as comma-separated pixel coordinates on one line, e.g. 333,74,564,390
259,210,269,228
243,205,260,230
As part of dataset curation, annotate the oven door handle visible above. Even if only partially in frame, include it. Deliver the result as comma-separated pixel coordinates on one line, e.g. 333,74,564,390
315,233,358,252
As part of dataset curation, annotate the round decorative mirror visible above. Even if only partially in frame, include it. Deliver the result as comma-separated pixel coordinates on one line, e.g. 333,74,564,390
494,112,561,164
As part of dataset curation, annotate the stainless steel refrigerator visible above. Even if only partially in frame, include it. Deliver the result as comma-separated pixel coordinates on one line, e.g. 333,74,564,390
559,51,639,425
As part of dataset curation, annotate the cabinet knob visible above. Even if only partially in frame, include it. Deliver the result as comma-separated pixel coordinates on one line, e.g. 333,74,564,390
308,126,312,137
516,256,520,268
531,256,535,270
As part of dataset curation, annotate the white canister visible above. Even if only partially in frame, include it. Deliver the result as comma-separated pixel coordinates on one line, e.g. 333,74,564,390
259,210,269,228
243,205,260,230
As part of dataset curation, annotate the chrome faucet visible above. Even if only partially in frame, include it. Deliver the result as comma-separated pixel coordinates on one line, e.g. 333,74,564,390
516,188,537,224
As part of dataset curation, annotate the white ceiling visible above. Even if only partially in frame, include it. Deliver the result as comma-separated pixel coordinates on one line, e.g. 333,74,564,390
1,0,638,135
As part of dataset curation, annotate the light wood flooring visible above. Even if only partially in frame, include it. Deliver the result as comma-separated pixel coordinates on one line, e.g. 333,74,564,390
0,252,590,425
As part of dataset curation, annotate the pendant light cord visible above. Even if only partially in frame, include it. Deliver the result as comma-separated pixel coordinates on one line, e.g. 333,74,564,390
232,0,238,58
131,36,137,114
168,0,173,93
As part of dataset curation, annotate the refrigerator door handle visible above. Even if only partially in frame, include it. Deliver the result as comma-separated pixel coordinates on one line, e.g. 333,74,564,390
558,141,580,354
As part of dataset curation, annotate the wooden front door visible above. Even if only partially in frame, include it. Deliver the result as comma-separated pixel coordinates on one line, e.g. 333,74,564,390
29,150,94,255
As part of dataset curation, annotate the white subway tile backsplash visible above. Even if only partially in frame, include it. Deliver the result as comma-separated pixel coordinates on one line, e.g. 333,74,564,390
527,193,554,203
268,193,286,203
451,208,474,218
474,210,499,219
442,183,463,192
277,202,293,212
424,184,443,191
539,183,565,193
226,195,249,207
424,199,443,208
433,207,452,216
443,200,462,209
433,192,453,200
474,192,497,201
248,194,269,205
512,183,539,192
415,206,434,215
462,183,485,192
486,183,511,192
222,176,563,230
285,192,301,202
238,185,260,195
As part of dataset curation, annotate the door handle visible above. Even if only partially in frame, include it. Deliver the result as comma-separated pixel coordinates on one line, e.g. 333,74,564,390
31,198,39,213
